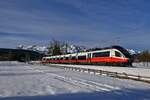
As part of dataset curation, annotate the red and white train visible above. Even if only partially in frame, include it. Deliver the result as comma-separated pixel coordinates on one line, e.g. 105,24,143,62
42,46,133,66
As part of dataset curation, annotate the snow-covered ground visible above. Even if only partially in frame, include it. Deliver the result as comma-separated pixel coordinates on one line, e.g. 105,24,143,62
0,61,150,100
51,64,150,78
133,62,150,68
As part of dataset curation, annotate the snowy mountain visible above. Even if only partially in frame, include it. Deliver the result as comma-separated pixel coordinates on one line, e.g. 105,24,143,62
17,44,140,56
59,44,87,54
16,45,48,54
65,44,86,54
127,49,141,55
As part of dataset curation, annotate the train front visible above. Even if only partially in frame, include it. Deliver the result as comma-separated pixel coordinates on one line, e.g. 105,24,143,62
112,45,133,66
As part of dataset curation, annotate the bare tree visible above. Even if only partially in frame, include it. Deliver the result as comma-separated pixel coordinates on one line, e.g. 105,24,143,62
137,50,150,66
48,39,62,55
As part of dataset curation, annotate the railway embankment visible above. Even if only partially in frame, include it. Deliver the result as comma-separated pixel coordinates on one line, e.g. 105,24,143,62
48,64,150,83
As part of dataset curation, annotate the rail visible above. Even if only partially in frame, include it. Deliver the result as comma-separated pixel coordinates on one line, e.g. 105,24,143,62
48,64,150,84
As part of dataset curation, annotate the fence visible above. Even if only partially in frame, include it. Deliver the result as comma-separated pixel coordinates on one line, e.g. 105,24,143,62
48,64,150,84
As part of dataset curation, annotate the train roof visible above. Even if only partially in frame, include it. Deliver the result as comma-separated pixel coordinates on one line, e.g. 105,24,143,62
86,45,125,51
86,45,131,58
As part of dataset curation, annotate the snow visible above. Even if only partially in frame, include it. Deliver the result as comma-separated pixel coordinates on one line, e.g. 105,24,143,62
127,49,136,55
133,62,150,68
16,45,48,54
0,61,150,100
51,64,150,78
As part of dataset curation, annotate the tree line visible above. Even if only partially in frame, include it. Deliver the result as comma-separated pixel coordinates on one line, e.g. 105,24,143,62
134,50,150,66
47,39,86,56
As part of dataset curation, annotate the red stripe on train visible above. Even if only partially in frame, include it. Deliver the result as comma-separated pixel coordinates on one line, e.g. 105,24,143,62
44,57,128,63
91,57,128,63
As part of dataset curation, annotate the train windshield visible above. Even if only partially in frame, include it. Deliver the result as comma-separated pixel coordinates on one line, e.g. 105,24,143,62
115,51,122,57
112,46,131,58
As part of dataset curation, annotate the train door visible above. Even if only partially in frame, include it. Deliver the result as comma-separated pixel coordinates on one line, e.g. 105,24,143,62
87,53,91,63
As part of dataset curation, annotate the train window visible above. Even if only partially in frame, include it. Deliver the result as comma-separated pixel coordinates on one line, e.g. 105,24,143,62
71,56,76,60
78,55,86,60
115,51,121,57
65,57,69,60
93,51,110,57
60,57,63,60
56,58,59,60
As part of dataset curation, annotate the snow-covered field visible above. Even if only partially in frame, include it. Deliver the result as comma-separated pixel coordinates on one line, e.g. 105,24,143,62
133,62,150,68
51,64,150,78
0,61,150,100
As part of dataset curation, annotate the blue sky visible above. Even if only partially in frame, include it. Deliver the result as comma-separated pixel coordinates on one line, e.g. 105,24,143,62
0,0,150,50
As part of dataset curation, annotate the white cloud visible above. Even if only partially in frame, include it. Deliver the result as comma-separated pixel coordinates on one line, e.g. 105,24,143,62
0,0,150,49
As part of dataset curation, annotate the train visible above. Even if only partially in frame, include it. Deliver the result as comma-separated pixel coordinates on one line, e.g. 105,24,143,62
42,45,133,66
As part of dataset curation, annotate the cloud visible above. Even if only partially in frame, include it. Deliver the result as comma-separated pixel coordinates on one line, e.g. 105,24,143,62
0,0,150,50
